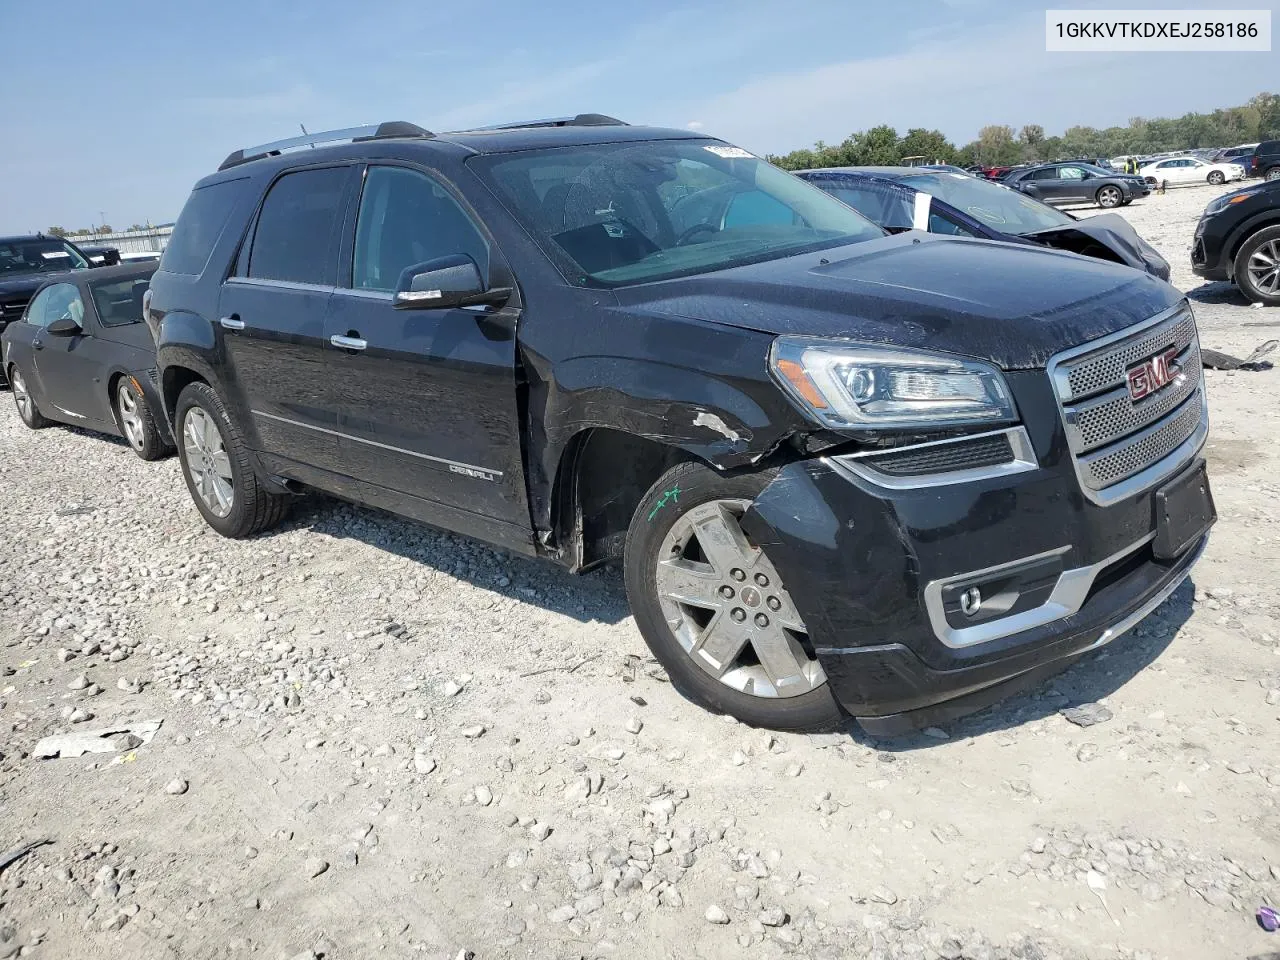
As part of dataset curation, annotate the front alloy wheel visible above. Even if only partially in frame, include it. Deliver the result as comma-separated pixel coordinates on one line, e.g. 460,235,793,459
655,500,825,699
182,407,235,517
10,367,49,429
1207,171,1225,186
624,462,844,731
1097,185,1123,208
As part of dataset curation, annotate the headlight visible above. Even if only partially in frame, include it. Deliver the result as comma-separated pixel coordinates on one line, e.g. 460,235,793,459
769,337,1017,430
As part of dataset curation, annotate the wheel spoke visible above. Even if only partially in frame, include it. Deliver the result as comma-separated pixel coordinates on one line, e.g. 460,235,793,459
689,612,750,676
210,473,234,513
655,558,722,608
751,628,812,690
184,414,205,455
209,450,233,481
689,503,758,577
202,414,221,455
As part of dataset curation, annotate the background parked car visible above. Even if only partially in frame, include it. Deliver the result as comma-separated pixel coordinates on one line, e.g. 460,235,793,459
1192,178,1280,305
1,262,173,459
78,244,122,266
0,235,98,385
1140,156,1246,189
1212,143,1259,165
798,166,1171,280
1251,140,1280,181
1002,162,1149,208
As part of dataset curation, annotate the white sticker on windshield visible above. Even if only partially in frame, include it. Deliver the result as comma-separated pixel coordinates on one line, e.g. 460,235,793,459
42,252,70,259
704,145,754,159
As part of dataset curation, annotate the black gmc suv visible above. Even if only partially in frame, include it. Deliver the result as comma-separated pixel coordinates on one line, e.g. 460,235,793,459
145,117,1214,733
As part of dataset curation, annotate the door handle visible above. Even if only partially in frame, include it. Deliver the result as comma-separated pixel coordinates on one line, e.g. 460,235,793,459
329,335,367,351
220,315,245,331
32,338,44,350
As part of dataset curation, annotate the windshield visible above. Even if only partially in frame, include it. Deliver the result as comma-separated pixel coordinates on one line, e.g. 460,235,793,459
0,238,89,278
899,173,1074,235
472,139,883,286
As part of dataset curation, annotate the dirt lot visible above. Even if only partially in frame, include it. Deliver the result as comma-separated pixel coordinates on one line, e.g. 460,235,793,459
2,179,1278,960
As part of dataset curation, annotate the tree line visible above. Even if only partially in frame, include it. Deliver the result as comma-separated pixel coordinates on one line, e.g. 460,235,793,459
768,92,1280,170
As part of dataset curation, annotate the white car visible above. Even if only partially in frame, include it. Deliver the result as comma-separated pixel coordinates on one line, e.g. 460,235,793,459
1139,156,1246,189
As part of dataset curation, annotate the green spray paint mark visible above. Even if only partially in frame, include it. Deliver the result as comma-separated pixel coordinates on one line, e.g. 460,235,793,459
646,484,683,523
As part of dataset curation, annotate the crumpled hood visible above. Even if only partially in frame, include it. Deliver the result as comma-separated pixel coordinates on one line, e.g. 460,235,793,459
610,233,1183,369
1022,213,1170,281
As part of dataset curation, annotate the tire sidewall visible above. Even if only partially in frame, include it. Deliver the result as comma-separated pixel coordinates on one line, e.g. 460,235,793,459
1098,186,1121,208
623,462,844,732
1235,225,1280,306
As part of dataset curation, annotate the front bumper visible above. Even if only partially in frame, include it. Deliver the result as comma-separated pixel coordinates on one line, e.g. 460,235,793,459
744,366,1211,734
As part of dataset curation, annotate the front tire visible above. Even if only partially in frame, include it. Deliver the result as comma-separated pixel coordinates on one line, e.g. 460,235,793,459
1096,185,1123,208
1235,225,1280,306
1266,167,1280,182
1207,171,1225,186
114,377,171,461
174,381,290,538
623,462,844,731
9,366,50,429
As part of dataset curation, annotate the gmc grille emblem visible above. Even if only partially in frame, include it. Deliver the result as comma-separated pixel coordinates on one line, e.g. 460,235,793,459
1126,347,1180,402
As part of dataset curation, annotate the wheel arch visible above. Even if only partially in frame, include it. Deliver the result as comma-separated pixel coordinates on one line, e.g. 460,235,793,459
1225,212,1280,269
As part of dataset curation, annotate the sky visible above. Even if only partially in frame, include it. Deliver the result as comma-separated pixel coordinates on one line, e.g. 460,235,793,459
0,0,1272,233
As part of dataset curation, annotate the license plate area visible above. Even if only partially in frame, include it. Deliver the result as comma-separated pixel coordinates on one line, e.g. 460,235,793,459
1153,460,1215,560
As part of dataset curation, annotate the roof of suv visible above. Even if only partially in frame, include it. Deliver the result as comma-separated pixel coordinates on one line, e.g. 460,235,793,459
196,122,713,190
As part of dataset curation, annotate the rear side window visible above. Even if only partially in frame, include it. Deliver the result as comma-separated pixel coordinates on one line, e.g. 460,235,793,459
249,167,349,286
161,179,246,276
820,183,914,231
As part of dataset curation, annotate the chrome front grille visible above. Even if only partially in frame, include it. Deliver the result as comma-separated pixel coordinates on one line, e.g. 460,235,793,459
1049,305,1207,505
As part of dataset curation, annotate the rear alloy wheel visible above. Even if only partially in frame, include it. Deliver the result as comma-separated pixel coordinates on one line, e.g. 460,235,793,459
9,367,49,429
115,377,170,461
1097,185,1123,208
1207,171,1225,186
1267,167,1280,182
625,462,843,731
175,381,290,538
1235,225,1280,306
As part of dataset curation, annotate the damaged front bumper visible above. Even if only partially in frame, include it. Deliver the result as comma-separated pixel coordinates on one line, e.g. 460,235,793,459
742,373,1212,735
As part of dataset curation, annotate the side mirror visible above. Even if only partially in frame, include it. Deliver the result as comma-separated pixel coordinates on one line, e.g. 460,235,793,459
46,316,81,337
393,255,511,311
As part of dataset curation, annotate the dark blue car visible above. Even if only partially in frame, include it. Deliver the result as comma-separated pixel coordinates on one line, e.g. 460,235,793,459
797,166,1171,281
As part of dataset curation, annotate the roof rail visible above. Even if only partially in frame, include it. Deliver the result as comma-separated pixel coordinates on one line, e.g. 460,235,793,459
217,121,434,171
459,113,628,133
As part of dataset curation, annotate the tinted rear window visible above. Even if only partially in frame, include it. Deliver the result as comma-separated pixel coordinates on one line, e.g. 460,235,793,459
248,167,349,286
161,178,247,276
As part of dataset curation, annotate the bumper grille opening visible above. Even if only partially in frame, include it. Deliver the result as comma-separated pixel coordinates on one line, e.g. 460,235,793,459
1084,542,1155,607
862,433,1014,477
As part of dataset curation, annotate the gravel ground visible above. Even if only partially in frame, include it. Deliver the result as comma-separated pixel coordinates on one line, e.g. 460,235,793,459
2,179,1278,960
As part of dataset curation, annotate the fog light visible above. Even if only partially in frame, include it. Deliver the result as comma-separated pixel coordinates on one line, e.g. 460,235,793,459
960,587,983,617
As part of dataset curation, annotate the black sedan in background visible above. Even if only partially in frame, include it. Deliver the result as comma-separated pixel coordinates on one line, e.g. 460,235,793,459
1001,162,1149,208
798,167,1171,280
1,262,173,459
1193,178,1280,305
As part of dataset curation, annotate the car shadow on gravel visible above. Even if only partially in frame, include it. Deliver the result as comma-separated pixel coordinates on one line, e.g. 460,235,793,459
287,495,632,625
1187,281,1250,306
862,577,1197,751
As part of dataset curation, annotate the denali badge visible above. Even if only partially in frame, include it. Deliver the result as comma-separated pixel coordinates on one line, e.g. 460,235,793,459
1126,347,1180,402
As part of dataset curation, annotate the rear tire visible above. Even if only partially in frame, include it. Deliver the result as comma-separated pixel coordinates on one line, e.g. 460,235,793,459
9,366,50,429
1235,225,1280,306
1207,171,1225,186
1266,167,1280,182
1096,185,1123,208
174,381,290,538
623,461,845,731
114,376,171,461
